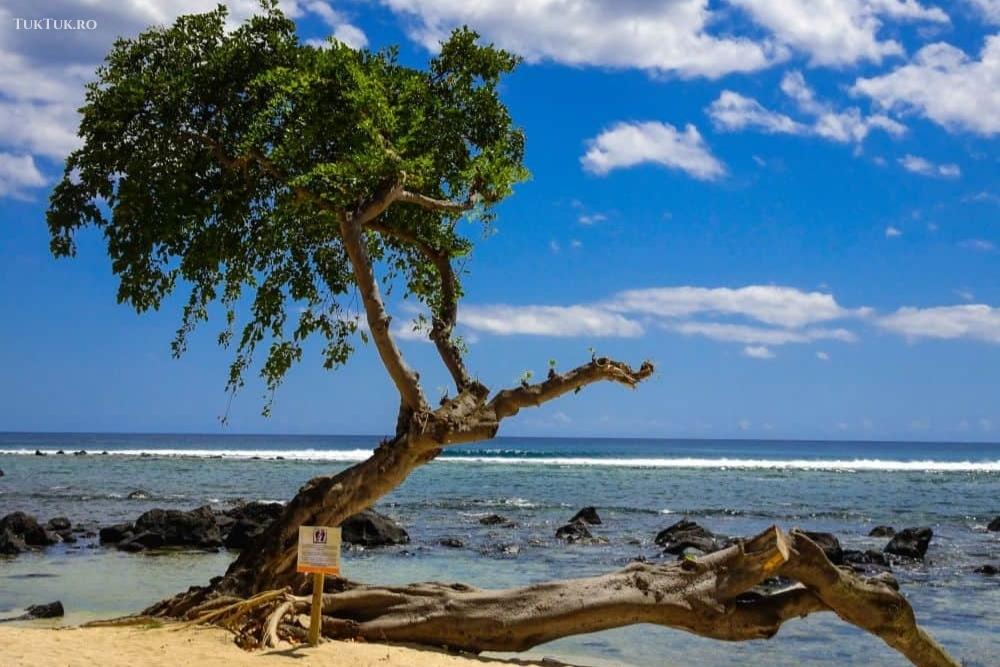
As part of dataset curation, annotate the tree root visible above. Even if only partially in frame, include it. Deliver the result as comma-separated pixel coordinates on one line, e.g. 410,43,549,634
157,526,959,666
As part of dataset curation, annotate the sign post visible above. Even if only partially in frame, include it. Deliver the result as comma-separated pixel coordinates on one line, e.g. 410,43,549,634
297,526,342,646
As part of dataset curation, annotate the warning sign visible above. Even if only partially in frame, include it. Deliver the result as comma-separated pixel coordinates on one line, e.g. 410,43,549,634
297,526,342,575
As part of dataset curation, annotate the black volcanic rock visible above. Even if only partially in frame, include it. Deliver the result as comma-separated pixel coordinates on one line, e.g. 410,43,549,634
0,601,64,623
131,506,222,549
341,509,409,547
478,514,515,527
868,525,895,537
988,516,1000,532
655,519,719,555
555,521,593,542
99,523,133,544
0,512,55,550
569,507,602,525
884,527,933,560
222,501,284,550
802,531,844,565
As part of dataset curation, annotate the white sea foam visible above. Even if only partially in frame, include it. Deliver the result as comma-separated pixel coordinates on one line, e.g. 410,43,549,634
443,456,1000,471
2,448,998,471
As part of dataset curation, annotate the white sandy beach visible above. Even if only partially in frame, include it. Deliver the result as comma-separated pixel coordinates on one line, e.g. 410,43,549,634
0,624,577,667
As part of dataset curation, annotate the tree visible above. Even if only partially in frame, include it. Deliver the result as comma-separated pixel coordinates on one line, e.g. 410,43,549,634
51,5,957,666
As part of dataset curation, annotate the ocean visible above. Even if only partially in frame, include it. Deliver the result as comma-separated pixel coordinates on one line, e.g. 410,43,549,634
1,433,997,666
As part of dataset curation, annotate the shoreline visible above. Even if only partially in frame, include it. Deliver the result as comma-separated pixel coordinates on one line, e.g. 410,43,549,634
0,624,592,667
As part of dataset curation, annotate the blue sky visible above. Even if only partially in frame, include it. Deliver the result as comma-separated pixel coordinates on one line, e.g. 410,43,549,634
0,0,998,441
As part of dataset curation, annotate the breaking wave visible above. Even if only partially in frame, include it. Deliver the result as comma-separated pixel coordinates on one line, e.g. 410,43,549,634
1,448,998,471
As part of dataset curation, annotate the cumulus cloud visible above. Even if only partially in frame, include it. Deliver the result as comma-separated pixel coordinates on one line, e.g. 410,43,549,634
668,322,856,345
0,0,366,198
0,153,47,198
581,122,725,180
898,154,961,177
732,0,948,66
303,0,368,48
606,285,860,328
451,285,865,347
448,287,1000,355
459,305,644,338
381,0,780,78
707,91,807,134
853,36,1000,136
966,0,1000,24
885,225,903,237
878,304,1000,342
708,71,906,144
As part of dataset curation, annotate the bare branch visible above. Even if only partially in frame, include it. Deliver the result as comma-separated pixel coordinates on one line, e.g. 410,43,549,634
779,531,960,667
489,357,655,419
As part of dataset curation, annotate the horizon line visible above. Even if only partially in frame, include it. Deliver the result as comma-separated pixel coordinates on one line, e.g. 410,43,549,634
0,430,997,447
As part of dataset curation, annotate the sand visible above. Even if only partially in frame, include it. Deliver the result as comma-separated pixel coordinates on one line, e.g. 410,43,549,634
0,624,567,667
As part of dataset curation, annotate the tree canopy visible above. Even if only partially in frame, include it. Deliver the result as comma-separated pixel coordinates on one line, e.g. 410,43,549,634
48,2,527,410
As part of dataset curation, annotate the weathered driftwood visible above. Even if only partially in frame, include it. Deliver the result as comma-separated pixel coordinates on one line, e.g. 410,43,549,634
157,526,957,667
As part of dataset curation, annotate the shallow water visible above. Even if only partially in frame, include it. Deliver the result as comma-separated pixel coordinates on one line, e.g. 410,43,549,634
1,433,998,666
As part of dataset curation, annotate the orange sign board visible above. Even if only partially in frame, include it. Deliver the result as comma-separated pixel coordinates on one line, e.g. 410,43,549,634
297,526,342,575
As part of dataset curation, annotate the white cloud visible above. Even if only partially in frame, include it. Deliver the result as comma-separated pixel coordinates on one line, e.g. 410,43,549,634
898,154,961,177
853,36,1000,136
966,0,1000,24
667,322,856,345
707,91,807,134
0,152,46,198
731,0,948,66
708,71,905,144
959,239,996,251
0,1,366,198
577,213,608,225
816,350,831,360
743,345,775,359
955,289,975,301
607,285,860,328
878,304,1000,342
381,0,780,78
885,225,903,237
459,304,644,338
454,285,866,345
304,0,368,48
581,122,725,180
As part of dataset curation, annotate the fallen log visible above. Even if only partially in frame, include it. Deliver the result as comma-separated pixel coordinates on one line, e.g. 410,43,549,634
167,526,958,667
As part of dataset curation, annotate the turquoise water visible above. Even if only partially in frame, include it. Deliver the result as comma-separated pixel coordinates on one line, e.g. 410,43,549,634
1,433,998,665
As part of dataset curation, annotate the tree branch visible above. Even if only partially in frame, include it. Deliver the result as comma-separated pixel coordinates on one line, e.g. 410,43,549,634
489,357,655,420
397,189,478,214
365,220,473,391
779,530,959,667
338,211,428,411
